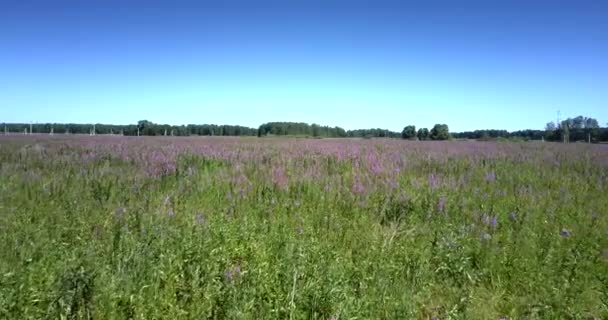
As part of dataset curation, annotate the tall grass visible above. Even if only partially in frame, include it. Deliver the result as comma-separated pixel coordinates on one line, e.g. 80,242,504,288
0,136,607,319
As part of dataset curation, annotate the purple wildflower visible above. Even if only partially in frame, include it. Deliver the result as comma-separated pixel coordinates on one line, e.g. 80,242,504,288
224,268,234,282
437,196,446,213
367,151,384,176
389,179,399,190
195,212,206,225
560,228,571,237
428,173,438,189
485,171,496,182
224,263,242,283
272,166,289,190
352,180,366,195
114,207,126,219
490,217,498,228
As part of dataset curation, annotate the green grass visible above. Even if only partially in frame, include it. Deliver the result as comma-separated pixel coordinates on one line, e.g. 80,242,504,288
0,138,607,319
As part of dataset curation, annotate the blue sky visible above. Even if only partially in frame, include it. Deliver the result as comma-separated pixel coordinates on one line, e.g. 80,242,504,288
1,0,607,132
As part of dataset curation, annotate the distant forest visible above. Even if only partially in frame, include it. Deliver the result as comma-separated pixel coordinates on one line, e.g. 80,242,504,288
2,115,608,142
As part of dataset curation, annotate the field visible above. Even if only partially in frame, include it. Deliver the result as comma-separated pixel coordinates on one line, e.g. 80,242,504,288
1,136,607,319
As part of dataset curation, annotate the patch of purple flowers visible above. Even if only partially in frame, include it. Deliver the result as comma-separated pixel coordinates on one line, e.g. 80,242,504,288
224,263,242,283
485,171,496,182
437,196,446,213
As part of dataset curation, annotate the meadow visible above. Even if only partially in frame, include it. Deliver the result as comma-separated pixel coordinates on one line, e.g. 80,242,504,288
1,135,607,319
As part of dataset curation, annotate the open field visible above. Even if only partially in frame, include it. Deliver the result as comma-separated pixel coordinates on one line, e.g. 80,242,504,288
1,136,607,319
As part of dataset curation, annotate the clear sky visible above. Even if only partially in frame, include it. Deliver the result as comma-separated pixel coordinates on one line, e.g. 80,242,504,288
1,0,607,132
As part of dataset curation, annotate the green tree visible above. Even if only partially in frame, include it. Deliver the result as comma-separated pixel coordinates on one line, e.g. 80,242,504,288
430,124,450,140
401,125,416,139
417,128,429,140
311,124,321,137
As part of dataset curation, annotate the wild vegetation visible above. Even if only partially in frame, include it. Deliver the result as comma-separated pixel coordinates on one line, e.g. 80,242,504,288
1,136,607,319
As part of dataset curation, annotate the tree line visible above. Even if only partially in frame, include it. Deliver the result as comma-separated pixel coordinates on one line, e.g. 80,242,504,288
257,122,407,138
544,116,604,143
448,115,608,142
0,121,257,137
257,122,348,137
2,115,607,142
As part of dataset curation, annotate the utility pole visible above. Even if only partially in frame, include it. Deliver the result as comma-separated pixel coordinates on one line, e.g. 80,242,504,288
137,127,140,136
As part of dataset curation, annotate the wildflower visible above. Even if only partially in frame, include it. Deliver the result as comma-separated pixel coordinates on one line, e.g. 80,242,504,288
195,212,206,225
508,212,517,222
428,173,438,189
352,180,365,195
224,264,242,283
490,217,498,228
437,196,446,213
560,228,571,237
389,179,399,190
480,231,492,241
224,268,235,282
485,171,496,182
114,207,126,219
272,166,288,190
